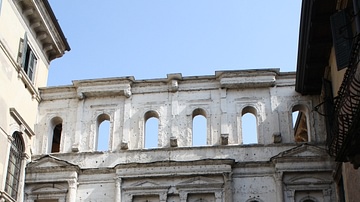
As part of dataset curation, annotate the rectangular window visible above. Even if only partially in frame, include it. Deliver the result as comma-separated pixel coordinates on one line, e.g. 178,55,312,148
5,132,24,201
19,33,37,81
0,0,2,15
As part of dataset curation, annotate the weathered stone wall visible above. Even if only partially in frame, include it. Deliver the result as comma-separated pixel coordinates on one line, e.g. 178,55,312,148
34,69,324,154
26,69,335,202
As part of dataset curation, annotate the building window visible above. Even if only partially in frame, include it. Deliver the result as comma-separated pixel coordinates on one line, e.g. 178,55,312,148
96,113,110,151
0,0,2,15
292,105,310,142
49,117,62,153
144,110,159,148
51,123,62,153
192,108,207,146
242,106,258,144
19,33,37,81
5,132,25,200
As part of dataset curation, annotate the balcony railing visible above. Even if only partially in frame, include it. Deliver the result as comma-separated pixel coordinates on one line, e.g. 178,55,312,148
327,34,360,162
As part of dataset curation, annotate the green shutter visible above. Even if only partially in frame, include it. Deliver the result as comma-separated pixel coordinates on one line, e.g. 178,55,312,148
0,0,2,15
21,33,28,69
330,10,353,70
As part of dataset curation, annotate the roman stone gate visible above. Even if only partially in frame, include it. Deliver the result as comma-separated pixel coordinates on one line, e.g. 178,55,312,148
25,69,335,202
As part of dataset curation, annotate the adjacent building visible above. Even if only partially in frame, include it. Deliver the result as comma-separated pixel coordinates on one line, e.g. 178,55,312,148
0,0,69,201
296,0,360,201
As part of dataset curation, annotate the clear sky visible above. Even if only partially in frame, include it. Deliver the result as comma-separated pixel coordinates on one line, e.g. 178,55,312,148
47,0,302,86
47,1,302,149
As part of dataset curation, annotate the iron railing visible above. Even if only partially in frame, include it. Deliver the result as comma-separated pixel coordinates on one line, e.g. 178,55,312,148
328,34,360,161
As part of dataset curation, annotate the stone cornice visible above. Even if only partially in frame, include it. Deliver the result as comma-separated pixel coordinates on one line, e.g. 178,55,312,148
12,0,70,62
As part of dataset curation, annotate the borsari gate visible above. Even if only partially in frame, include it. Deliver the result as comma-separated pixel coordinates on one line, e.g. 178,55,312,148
26,69,335,202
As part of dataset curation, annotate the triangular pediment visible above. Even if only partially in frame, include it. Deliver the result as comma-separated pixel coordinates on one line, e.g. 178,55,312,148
178,176,222,185
27,155,78,169
130,179,160,187
272,144,328,160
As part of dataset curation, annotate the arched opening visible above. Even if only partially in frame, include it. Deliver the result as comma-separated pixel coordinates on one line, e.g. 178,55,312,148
5,132,24,200
242,106,258,144
192,108,207,146
144,111,159,149
96,114,110,151
49,117,62,153
292,105,309,142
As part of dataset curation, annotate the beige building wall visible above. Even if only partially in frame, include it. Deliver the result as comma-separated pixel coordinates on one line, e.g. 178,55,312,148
0,0,69,200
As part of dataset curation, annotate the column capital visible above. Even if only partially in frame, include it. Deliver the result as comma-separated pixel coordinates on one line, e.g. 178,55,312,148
323,189,332,196
67,178,78,188
215,191,223,199
159,192,167,201
179,192,188,201
274,171,283,181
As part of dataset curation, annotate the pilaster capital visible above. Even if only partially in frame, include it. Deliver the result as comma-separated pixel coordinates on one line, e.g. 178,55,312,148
67,179,78,189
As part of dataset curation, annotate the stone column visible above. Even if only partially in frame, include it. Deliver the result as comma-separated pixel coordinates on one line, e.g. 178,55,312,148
122,96,132,149
285,190,295,202
223,172,233,202
124,194,133,201
159,192,167,202
274,171,284,202
215,191,223,202
67,179,78,202
170,90,179,147
115,178,122,202
112,109,121,151
220,88,229,143
179,192,188,202
323,189,332,202
73,93,85,152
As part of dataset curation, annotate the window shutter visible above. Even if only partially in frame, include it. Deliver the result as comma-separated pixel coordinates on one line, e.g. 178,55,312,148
27,51,36,81
21,33,28,69
354,0,360,32
330,10,353,70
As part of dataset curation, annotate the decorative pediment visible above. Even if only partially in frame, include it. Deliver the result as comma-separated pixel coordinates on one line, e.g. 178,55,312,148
178,176,223,187
130,179,160,188
288,176,325,184
27,155,79,172
31,184,67,194
123,179,169,192
271,144,329,160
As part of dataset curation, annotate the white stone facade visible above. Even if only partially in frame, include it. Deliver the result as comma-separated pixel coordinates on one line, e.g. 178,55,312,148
25,69,336,202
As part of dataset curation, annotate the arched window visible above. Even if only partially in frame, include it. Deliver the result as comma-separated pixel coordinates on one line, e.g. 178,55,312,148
96,114,110,151
242,106,258,144
192,108,207,146
49,117,62,153
144,111,159,148
5,132,24,200
292,105,309,142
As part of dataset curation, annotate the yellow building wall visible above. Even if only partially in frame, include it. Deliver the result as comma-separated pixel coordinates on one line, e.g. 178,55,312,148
0,0,50,191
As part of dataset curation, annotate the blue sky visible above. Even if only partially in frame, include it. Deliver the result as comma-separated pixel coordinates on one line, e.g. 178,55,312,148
47,1,302,149
48,1,302,86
